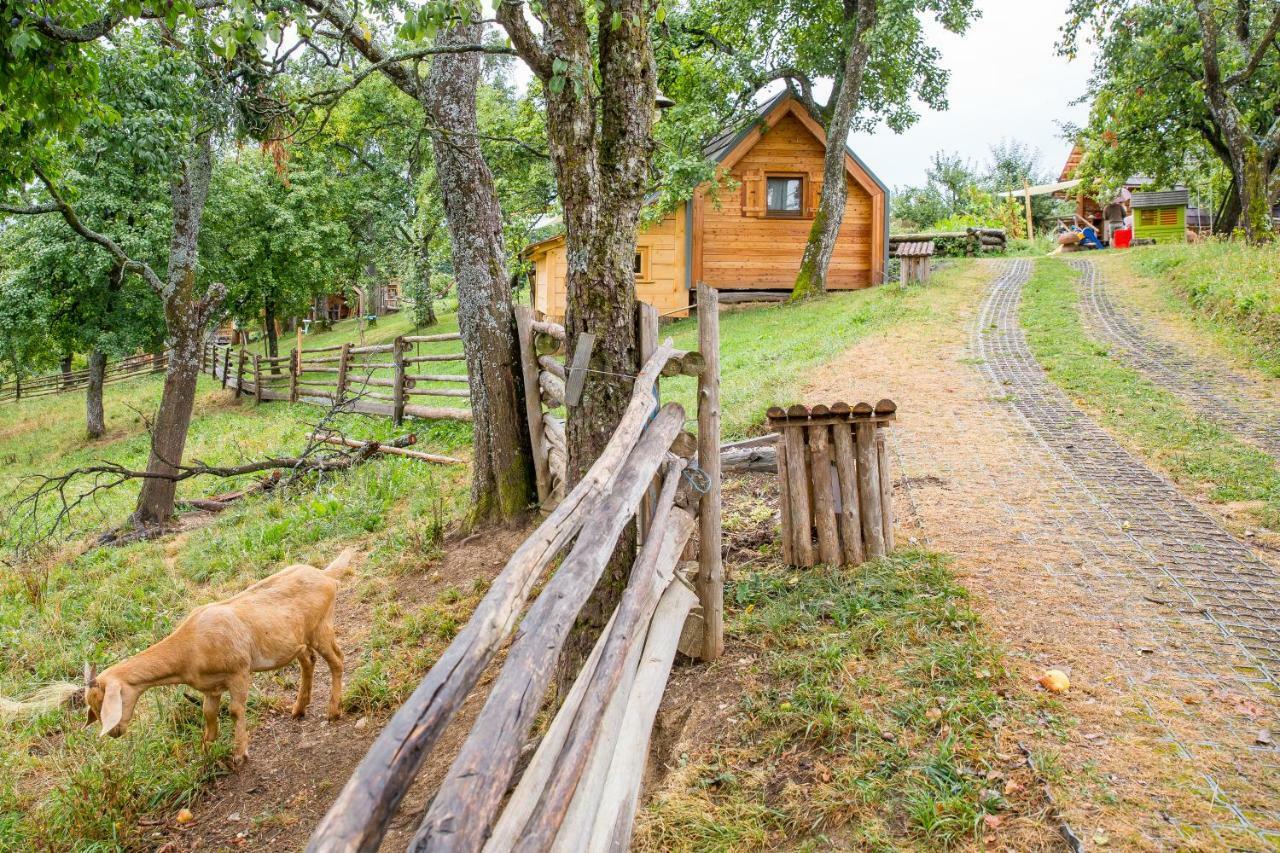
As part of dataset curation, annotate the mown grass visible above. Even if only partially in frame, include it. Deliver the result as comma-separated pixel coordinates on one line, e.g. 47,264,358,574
661,262,989,438
1022,258,1280,530
1122,242,1280,377
637,550,1034,850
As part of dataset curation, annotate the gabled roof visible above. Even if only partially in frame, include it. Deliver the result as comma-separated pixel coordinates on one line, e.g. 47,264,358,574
704,90,889,198
1131,189,1189,209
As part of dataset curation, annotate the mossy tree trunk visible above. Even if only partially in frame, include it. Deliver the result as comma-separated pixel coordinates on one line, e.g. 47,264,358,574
85,349,106,438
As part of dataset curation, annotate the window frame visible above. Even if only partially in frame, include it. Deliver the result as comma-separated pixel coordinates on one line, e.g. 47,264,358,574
633,246,652,282
764,173,806,218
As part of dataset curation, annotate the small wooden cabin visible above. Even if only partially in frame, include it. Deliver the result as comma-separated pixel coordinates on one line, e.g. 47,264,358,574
524,91,889,321
1131,190,1188,243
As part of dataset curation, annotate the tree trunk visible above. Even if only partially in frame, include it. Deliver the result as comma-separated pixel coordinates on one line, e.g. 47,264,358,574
264,292,280,374
412,223,438,328
133,131,218,528
1233,142,1274,241
424,15,533,526
1214,177,1242,234
60,353,73,389
793,0,877,298
85,349,106,438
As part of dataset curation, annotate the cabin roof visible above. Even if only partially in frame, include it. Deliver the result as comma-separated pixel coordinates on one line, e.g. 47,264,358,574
1131,189,1189,209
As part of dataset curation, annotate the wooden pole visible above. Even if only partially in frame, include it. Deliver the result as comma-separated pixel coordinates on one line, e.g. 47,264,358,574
392,336,406,426
855,420,885,559
234,347,246,398
1023,178,1034,240
807,424,842,565
695,282,722,662
637,302,660,543
222,346,231,388
830,424,865,565
252,355,262,403
776,439,795,565
782,424,814,565
290,346,300,403
876,428,895,553
335,342,351,405
515,305,552,505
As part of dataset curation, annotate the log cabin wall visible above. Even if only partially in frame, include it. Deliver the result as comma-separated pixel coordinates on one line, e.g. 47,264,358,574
695,111,876,291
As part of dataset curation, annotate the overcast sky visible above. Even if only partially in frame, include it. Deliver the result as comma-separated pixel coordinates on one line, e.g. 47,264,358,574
847,0,1096,189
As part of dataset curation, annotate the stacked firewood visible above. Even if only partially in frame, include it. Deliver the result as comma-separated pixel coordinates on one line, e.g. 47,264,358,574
890,227,1006,257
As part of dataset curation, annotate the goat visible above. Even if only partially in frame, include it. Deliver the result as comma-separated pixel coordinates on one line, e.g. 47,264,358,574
83,547,356,765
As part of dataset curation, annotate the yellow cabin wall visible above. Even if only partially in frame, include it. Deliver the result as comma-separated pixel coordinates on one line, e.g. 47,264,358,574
699,112,873,290
530,205,689,322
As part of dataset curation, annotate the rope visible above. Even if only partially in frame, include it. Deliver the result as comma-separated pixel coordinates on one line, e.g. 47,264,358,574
681,465,711,495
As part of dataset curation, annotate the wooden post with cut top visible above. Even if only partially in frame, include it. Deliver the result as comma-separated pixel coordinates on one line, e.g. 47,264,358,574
234,347,246,398
696,282,723,661
392,336,406,426
335,342,351,405
252,354,262,403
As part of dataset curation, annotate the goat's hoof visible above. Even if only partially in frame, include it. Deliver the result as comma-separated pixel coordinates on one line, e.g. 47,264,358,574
327,710,342,722
291,708,306,719
230,752,248,769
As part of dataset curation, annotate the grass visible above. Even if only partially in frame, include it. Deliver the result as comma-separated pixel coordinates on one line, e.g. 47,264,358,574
1021,258,1280,531
660,262,990,438
1120,242,1280,377
636,549,1042,851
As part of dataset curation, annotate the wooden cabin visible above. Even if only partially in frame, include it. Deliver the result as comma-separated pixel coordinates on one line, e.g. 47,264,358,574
524,91,889,321
1131,190,1188,243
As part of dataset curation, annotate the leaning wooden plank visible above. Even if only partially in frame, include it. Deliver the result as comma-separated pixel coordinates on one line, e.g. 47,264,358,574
408,405,687,853
515,305,552,506
306,345,677,853
311,434,462,465
517,471,697,850
588,579,699,853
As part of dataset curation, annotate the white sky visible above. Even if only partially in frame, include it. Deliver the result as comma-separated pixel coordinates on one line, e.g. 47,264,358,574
847,0,1095,189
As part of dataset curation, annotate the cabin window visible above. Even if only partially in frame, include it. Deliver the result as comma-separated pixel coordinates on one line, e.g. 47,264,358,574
766,176,804,216
633,247,651,281
1159,207,1179,226
1138,209,1157,227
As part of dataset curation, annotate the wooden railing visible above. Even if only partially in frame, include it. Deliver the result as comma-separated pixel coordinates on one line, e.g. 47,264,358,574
201,334,471,423
0,353,167,403
306,289,723,853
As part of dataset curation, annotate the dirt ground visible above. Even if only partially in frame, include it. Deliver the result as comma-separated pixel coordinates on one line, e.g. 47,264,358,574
798,259,1280,849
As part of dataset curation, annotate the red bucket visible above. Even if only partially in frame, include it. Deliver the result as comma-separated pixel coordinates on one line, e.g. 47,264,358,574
1113,228,1132,248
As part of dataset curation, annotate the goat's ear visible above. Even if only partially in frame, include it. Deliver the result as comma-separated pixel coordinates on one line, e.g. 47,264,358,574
99,681,123,736
84,662,97,688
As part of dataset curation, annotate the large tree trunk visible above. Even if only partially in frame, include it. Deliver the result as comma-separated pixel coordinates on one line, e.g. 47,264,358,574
133,132,217,528
793,0,877,298
424,15,533,526
85,349,106,438
1214,177,1242,234
412,222,438,328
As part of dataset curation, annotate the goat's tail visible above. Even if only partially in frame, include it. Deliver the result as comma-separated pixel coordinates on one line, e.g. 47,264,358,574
0,682,82,720
323,547,358,580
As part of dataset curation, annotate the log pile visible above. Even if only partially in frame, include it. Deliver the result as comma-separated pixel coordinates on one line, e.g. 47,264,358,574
890,227,1006,258
768,401,897,567
307,338,723,852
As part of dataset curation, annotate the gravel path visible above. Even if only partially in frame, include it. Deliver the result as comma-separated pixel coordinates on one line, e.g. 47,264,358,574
1072,257,1280,461
976,259,1280,686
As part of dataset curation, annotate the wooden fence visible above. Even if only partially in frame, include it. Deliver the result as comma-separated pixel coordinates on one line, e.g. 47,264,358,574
0,353,167,403
306,288,723,853
200,333,472,423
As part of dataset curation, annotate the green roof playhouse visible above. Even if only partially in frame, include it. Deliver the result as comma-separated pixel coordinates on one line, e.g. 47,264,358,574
1131,189,1187,243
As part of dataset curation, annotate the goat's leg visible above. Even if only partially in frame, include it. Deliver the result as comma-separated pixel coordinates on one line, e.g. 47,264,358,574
228,675,251,766
315,623,344,721
292,649,315,718
201,691,222,746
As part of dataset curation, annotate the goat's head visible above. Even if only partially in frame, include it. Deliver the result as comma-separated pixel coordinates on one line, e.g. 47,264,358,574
82,663,133,737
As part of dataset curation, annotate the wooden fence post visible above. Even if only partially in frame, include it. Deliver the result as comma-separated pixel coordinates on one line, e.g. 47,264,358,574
222,346,231,388
335,342,351,404
876,428,895,552
855,420,885,558
252,354,262,403
637,302,660,543
514,305,551,505
696,282,723,661
234,347,246,398
807,424,842,565
290,346,300,403
392,336,406,426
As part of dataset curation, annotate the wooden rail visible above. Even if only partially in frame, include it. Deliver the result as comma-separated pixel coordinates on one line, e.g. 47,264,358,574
308,293,725,852
201,335,471,424
0,353,168,403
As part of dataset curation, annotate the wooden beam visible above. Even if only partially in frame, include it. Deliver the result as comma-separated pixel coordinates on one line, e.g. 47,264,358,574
696,283,723,661
515,305,551,505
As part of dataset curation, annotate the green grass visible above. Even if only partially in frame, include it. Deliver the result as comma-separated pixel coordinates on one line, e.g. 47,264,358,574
1021,258,1280,530
1124,242,1280,377
637,550,1035,851
660,262,988,438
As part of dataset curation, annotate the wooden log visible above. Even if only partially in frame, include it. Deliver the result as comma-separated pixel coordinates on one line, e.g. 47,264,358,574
542,412,566,451
306,344,677,853
534,332,565,357
516,305,552,506
518,471,697,850
348,342,396,355
782,425,814,566
831,424,864,565
537,354,566,380
587,579,698,852
776,437,794,565
402,332,462,343
404,387,470,398
807,425,842,565
532,319,565,339
403,353,466,364
408,404,687,852
290,347,299,403
539,369,565,408
311,433,462,465
855,421,885,559
695,282,722,662
876,428,895,552
403,373,469,384
400,403,473,421
721,444,776,473
335,343,351,405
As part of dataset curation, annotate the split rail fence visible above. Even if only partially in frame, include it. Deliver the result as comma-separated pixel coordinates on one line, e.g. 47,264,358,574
200,334,472,423
0,353,167,403
307,286,723,853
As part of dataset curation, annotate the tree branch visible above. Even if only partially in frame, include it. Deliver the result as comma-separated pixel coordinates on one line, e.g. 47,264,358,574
304,43,518,105
29,0,226,43
1226,6,1280,87
496,0,553,79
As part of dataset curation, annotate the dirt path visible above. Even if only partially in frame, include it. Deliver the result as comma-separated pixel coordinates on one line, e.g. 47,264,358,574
806,259,1280,849
1072,257,1280,461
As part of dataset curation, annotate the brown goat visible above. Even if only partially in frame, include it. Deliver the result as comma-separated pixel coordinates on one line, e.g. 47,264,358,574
84,547,356,765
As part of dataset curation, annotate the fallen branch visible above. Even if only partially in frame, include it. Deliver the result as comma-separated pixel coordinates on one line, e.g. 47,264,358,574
310,433,463,465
